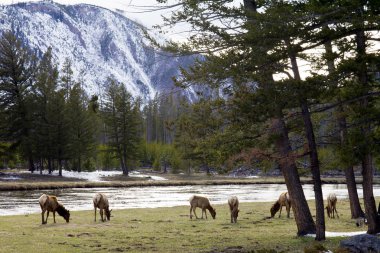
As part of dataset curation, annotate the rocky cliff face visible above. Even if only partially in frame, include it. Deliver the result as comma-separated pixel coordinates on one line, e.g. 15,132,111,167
0,1,198,100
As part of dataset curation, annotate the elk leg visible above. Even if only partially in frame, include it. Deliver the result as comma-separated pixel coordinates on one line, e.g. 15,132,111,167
335,207,339,218
286,202,290,218
193,207,198,219
41,210,45,224
94,207,97,222
204,209,208,219
53,211,56,223
100,209,104,222
279,206,283,218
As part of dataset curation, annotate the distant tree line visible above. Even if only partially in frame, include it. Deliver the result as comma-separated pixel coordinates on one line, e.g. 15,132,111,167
0,31,172,176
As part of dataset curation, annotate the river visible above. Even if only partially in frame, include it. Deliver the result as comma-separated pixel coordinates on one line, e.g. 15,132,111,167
1,184,380,216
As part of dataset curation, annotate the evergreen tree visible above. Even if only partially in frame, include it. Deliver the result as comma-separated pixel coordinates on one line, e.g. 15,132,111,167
33,47,59,174
60,58,74,100
155,0,318,236
0,31,37,172
50,89,68,176
102,78,142,175
66,83,97,172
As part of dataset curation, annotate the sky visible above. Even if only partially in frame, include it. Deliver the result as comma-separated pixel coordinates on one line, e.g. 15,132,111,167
0,0,188,40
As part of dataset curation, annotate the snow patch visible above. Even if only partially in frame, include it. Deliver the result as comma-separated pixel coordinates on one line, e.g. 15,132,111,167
306,231,366,238
129,171,167,181
48,170,167,181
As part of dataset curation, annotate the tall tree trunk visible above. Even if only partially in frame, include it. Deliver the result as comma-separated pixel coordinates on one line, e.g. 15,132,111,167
362,154,380,234
300,101,325,240
48,158,52,175
339,111,364,218
28,156,35,173
117,145,128,175
242,0,316,235
272,116,316,235
122,148,128,176
286,38,325,240
345,163,364,218
39,158,43,175
324,39,364,218
243,0,316,236
78,157,81,173
355,28,380,234
58,160,62,176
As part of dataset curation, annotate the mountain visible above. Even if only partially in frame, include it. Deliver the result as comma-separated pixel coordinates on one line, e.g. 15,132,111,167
0,1,198,101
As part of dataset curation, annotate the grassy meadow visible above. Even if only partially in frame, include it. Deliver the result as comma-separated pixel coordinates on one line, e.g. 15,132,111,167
0,198,366,253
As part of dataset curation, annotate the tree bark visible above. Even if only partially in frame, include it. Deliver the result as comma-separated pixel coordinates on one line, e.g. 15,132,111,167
28,156,35,173
58,159,62,176
300,101,325,240
39,158,43,175
345,164,364,218
48,158,52,175
362,154,380,234
286,38,325,240
78,157,81,173
272,116,316,236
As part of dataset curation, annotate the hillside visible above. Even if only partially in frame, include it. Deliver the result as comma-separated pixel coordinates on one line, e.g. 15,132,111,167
0,1,198,100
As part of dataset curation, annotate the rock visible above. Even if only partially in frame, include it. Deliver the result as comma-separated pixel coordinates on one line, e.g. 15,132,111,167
340,234,380,253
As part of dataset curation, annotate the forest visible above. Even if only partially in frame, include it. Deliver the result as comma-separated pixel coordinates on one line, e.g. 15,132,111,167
0,0,379,240
0,30,194,177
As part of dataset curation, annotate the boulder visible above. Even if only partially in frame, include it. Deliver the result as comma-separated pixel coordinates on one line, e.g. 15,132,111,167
340,234,380,253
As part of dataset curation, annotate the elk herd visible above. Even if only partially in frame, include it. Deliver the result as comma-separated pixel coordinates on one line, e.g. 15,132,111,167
38,191,340,225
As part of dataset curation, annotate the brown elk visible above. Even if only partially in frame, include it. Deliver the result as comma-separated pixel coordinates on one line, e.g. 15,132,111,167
38,194,70,224
189,195,216,219
270,192,291,218
326,193,339,219
228,196,239,223
93,193,112,222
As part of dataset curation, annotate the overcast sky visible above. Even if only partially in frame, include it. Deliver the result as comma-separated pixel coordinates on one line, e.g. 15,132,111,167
0,0,188,40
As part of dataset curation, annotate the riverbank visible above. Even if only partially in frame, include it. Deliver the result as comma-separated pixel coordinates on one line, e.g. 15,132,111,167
0,199,366,253
0,169,363,191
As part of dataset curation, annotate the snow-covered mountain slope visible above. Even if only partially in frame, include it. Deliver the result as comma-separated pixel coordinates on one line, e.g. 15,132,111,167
0,1,197,100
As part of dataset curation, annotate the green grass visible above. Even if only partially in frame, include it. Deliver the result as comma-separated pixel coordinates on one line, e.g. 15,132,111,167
0,199,366,253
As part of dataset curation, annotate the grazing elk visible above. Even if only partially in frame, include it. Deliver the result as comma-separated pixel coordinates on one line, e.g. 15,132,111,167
270,192,291,218
38,194,70,224
326,193,339,219
93,193,112,222
189,195,216,220
228,196,239,223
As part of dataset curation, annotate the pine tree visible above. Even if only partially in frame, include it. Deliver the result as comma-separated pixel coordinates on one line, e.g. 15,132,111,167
155,0,318,236
33,47,59,174
102,78,142,175
0,31,37,172
66,83,97,172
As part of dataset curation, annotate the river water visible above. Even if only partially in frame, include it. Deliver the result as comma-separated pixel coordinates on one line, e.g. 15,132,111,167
1,184,380,216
